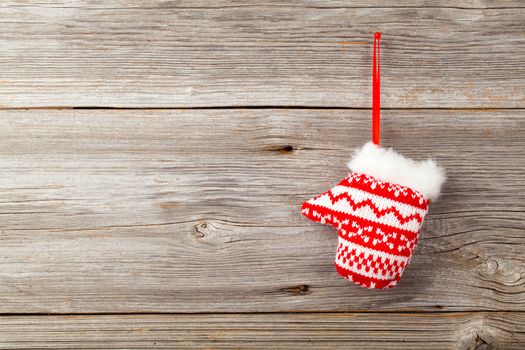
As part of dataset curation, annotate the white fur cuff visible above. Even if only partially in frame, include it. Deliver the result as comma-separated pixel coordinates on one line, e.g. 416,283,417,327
347,142,446,201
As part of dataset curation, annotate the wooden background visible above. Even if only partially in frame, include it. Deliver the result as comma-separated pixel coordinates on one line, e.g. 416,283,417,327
0,1,524,348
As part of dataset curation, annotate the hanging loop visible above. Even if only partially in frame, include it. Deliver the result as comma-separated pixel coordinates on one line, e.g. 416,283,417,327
372,32,381,145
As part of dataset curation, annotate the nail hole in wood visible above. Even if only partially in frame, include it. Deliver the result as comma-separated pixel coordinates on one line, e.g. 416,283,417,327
271,145,294,154
281,284,311,296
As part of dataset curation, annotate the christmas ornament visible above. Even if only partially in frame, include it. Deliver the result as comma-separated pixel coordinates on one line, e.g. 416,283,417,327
301,32,445,289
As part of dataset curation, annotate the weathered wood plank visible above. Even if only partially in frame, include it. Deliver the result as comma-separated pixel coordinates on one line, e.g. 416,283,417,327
0,312,522,349
0,1,523,108
0,108,523,313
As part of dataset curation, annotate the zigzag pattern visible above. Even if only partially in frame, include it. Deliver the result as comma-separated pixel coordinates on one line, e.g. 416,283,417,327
340,173,429,209
322,190,423,225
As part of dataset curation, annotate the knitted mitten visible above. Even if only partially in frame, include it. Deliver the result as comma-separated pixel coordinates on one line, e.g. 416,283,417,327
301,142,445,289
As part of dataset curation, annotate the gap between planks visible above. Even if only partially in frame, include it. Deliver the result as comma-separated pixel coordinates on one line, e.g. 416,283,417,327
0,310,521,316
0,106,523,111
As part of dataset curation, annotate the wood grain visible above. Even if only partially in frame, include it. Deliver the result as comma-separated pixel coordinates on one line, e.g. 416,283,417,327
0,108,523,313
0,312,522,349
0,1,523,108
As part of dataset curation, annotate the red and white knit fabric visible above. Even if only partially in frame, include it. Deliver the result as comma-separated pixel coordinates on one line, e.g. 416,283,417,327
301,172,430,289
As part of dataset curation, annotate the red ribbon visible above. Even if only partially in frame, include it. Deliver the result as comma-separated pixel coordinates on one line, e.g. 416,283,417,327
372,32,381,145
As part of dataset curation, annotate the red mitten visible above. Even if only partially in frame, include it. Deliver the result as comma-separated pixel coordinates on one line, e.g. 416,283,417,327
301,33,445,289
302,142,445,289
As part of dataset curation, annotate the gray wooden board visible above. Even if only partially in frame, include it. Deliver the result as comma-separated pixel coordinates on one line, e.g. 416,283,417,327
0,108,523,313
0,1,524,108
0,312,522,349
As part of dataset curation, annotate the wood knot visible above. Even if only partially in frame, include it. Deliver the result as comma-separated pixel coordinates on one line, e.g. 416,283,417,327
486,258,499,275
193,222,208,239
281,284,311,296
474,333,492,350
